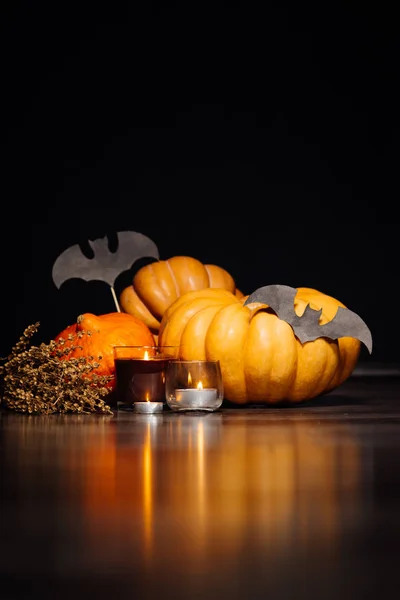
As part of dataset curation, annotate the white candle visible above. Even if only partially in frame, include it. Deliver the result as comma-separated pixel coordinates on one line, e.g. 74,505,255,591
175,388,218,409
134,401,163,414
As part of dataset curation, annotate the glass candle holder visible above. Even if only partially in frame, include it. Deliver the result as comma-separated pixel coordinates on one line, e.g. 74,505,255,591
113,345,179,410
165,360,224,412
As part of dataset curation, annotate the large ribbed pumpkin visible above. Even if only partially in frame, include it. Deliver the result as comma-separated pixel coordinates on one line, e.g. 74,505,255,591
120,256,243,335
54,312,156,388
158,287,362,404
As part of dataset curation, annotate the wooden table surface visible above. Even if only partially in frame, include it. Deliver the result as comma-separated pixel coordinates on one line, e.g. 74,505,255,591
1,374,399,600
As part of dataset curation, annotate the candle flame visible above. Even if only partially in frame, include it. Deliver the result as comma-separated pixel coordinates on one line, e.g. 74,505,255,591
188,371,204,390
144,350,150,360
145,392,150,403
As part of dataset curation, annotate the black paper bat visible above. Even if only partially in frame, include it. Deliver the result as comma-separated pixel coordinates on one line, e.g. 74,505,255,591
52,231,160,310
244,284,372,353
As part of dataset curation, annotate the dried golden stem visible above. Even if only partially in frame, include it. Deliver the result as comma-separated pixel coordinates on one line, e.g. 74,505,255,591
0,323,114,415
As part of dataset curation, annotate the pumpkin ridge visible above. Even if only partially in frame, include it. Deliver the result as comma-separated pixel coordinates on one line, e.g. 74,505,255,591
166,257,181,298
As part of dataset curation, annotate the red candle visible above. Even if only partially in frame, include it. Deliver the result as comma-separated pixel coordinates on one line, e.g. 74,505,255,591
114,357,170,407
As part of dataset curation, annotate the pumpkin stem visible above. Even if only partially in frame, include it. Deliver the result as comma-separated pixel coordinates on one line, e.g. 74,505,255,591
245,301,272,318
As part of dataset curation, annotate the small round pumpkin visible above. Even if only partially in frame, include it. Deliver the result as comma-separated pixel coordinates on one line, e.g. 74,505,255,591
119,256,243,335
158,287,361,404
54,312,156,388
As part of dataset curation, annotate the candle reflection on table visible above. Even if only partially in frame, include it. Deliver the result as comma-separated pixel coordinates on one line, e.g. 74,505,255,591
74,413,364,579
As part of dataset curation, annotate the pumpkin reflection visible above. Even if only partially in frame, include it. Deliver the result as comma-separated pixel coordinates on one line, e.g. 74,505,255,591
82,414,362,570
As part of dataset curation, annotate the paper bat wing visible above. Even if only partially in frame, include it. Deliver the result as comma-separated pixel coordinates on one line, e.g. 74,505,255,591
244,284,372,353
52,231,160,289
316,306,372,352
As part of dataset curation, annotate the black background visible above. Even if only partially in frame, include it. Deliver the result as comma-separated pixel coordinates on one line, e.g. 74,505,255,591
1,2,398,365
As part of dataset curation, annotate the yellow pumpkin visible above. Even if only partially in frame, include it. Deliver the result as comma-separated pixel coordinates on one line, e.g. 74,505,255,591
158,287,362,404
119,255,243,335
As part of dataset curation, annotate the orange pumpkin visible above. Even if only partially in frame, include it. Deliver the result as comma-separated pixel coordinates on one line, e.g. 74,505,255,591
158,287,362,404
54,312,156,388
119,255,243,335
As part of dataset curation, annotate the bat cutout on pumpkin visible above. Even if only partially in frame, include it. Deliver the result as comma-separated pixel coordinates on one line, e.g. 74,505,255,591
52,231,160,311
244,284,373,354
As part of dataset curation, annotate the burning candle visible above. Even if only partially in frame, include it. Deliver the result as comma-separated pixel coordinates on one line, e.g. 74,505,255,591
175,381,218,409
133,399,164,414
113,346,177,409
165,359,223,412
